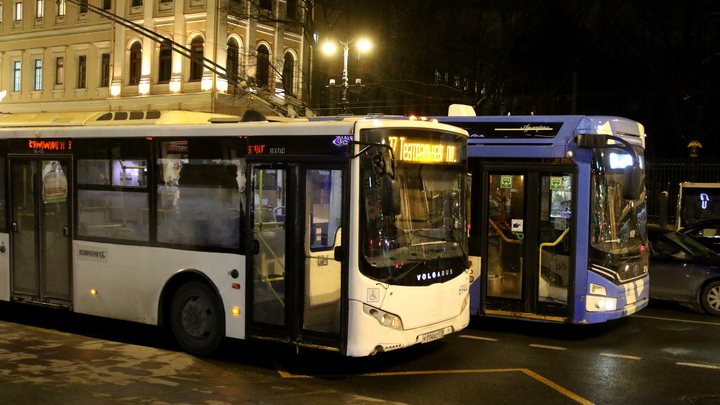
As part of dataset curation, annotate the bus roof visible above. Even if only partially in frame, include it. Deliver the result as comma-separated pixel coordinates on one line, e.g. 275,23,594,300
0,110,468,140
0,110,242,127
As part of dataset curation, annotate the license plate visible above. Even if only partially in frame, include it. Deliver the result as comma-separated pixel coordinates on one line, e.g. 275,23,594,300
419,329,444,344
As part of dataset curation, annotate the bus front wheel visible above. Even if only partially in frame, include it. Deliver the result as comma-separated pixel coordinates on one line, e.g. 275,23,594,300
170,281,225,355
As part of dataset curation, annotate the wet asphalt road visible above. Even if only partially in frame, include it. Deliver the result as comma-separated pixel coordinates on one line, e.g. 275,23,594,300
1,301,719,405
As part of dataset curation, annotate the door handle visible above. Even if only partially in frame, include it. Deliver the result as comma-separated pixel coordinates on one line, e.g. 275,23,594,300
12,223,17,232
63,226,70,236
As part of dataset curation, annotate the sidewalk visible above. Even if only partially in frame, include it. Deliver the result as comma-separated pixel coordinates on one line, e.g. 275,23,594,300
0,318,406,405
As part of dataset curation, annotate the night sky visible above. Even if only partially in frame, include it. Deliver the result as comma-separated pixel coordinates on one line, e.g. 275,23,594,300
318,0,720,160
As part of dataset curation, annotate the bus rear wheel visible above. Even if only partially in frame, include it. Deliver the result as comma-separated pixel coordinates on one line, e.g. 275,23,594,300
701,281,720,316
170,281,225,355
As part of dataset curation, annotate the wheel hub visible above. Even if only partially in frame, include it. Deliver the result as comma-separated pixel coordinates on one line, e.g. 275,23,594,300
182,296,212,339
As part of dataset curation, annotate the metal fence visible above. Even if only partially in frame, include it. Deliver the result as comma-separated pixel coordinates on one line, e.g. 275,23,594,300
646,158,720,226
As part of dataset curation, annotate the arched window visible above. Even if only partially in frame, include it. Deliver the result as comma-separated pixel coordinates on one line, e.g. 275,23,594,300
256,45,270,87
158,40,172,83
189,36,204,82
129,42,142,85
226,38,240,85
282,52,294,93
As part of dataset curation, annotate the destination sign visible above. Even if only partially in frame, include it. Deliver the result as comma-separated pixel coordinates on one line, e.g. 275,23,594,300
9,138,73,154
28,139,72,151
388,136,457,163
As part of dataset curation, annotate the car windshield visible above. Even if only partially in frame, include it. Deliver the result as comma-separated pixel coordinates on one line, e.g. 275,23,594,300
664,231,717,257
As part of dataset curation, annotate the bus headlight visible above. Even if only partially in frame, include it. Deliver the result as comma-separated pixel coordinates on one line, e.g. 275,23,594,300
586,295,617,312
363,304,404,330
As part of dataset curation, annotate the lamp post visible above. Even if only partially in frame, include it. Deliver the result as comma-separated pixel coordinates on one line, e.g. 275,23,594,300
323,39,370,114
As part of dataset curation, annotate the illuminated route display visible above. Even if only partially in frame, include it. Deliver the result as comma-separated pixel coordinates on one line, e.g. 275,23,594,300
388,136,457,163
362,128,465,165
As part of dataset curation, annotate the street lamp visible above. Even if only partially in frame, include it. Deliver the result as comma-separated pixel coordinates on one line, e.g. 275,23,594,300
323,39,371,114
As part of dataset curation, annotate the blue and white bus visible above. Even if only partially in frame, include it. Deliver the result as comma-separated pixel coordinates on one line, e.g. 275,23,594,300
436,106,648,324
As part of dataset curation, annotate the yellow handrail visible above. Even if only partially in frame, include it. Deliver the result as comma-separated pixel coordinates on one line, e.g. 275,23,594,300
538,227,571,273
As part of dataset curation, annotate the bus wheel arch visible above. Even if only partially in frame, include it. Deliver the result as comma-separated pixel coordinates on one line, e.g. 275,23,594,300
162,272,226,355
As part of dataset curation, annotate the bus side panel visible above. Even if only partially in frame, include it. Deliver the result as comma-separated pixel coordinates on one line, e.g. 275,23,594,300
0,233,9,302
72,242,246,340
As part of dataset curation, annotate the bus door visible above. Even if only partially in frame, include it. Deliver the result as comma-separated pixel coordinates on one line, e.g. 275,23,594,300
481,166,575,321
247,163,346,352
9,157,72,307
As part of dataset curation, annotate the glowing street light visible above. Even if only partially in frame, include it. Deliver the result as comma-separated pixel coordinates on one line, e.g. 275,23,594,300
323,38,371,113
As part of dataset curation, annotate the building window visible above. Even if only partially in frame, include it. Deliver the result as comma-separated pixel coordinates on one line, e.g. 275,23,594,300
13,61,21,92
36,0,44,18
131,0,142,6
129,42,142,85
259,0,271,11
158,42,172,83
34,59,43,91
286,0,297,19
282,52,294,93
77,55,87,88
57,0,65,16
103,0,111,10
189,36,204,82
79,0,87,13
14,1,22,21
0,4,3,23
100,53,110,87
226,38,239,85
55,57,64,85
256,45,270,87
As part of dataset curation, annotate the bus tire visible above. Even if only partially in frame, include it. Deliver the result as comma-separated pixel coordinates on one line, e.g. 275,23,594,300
170,281,225,355
700,280,720,316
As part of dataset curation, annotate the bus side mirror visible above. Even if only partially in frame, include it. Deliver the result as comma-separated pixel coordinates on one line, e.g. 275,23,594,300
623,164,642,200
372,151,395,179
382,178,402,216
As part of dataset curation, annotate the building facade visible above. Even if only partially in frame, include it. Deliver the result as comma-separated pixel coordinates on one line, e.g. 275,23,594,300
0,0,310,116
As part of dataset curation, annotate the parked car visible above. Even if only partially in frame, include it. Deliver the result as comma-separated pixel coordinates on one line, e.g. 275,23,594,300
679,218,720,253
648,226,720,316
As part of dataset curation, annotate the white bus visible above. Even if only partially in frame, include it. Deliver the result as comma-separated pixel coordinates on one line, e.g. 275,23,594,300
0,110,470,357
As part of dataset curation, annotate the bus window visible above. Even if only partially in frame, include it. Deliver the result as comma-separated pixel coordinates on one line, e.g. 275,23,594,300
156,140,244,249
77,190,149,240
112,160,147,187
307,169,342,251
77,149,150,241
77,160,111,185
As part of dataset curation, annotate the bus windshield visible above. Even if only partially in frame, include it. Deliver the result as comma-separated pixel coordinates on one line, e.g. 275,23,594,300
359,128,468,286
589,146,648,281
